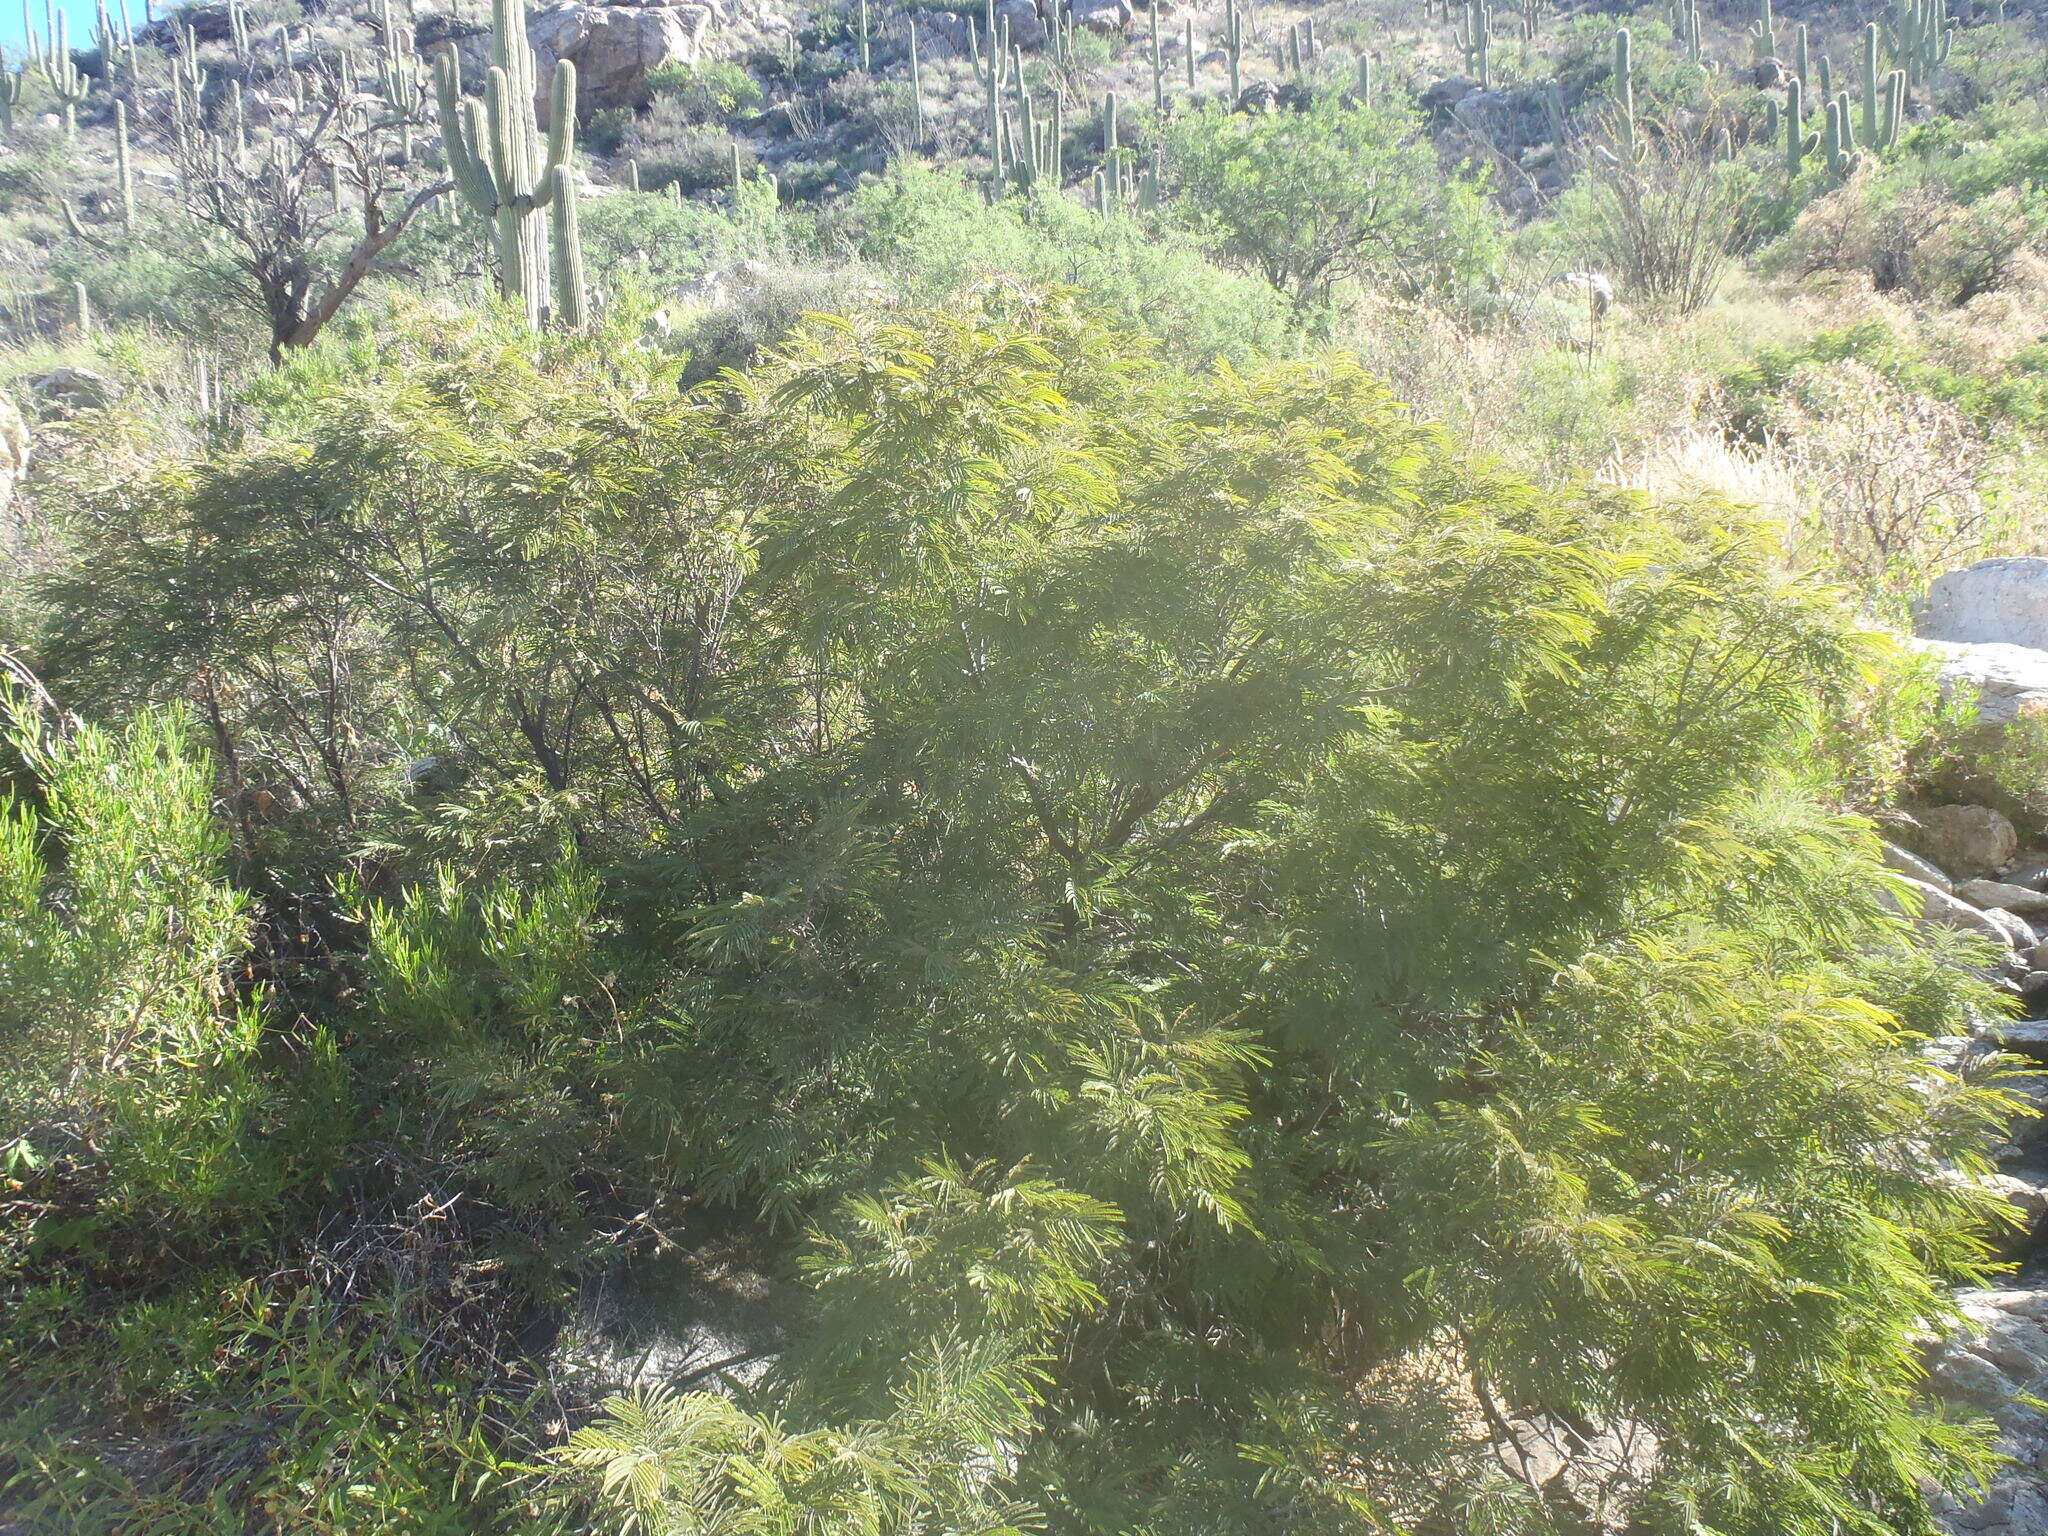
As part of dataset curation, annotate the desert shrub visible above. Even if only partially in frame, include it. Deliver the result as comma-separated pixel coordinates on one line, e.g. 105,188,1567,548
43,227,249,342
1723,318,2048,442
621,105,753,194
839,165,1295,362
1772,172,2047,304
33,307,2016,1534
1163,92,1502,309
1546,117,1761,313
0,705,326,1226
578,185,788,293
667,259,886,381
0,1271,574,1536
1756,359,1999,599
644,58,764,124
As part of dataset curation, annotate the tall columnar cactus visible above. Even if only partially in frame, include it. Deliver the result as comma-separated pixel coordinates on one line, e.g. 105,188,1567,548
40,13,87,138
1676,1,1701,63
1221,0,1243,102
1612,28,1645,164
908,15,925,144
1886,0,1953,86
857,0,872,71
1750,0,1777,61
93,0,134,88
1149,0,1163,110
1879,65,1905,150
549,163,586,328
114,97,133,229
1794,22,1809,81
1824,91,1862,175
1358,52,1373,105
0,64,23,135
377,0,421,160
1544,76,1566,151
1098,88,1133,207
1184,17,1195,89
968,0,1012,188
72,279,90,338
1858,22,1893,145
1782,75,1817,171
434,0,578,328
1008,60,1061,190
1456,0,1491,88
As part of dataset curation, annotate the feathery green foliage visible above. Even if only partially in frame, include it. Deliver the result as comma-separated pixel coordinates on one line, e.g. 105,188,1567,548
23,305,2015,1532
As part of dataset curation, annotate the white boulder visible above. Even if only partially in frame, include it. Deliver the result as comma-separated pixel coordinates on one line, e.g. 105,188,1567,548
1907,637,2048,728
1921,557,2048,653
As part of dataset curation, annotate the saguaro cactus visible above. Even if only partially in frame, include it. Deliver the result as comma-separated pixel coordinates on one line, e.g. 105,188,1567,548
1456,0,1491,87
908,16,925,144
434,0,577,327
1221,0,1243,102
1750,0,1777,61
1612,28,1645,163
1149,0,1163,110
40,13,87,138
1823,91,1861,175
1675,1,1701,63
0,64,23,135
1886,0,1953,87
1783,75,1818,170
549,163,586,327
114,97,133,229
967,0,1012,187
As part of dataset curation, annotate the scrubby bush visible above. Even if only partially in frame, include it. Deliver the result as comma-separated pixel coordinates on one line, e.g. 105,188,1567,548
644,58,764,124
1163,92,1501,309
13,305,2018,1535
621,105,754,194
840,165,1295,361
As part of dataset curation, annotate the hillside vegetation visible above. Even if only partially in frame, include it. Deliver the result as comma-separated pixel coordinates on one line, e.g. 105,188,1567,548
3,0,2048,1529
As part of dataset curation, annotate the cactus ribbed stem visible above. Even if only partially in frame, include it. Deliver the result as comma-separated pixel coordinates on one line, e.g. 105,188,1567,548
114,97,133,229
1223,0,1242,102
1149,0,1163,111
549,163,586,327
1751,0,1776,61
909,16,924,144
1783,75,1817,171
434,0,577,327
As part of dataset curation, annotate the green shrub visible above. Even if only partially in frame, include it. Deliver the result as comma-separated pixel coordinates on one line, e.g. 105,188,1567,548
644,58,764,124
40,307,2014,1534
0,705,321,1226
620,108,752,194
1162,91,1502,309
1724,319,2048,443
842,165,1295,362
